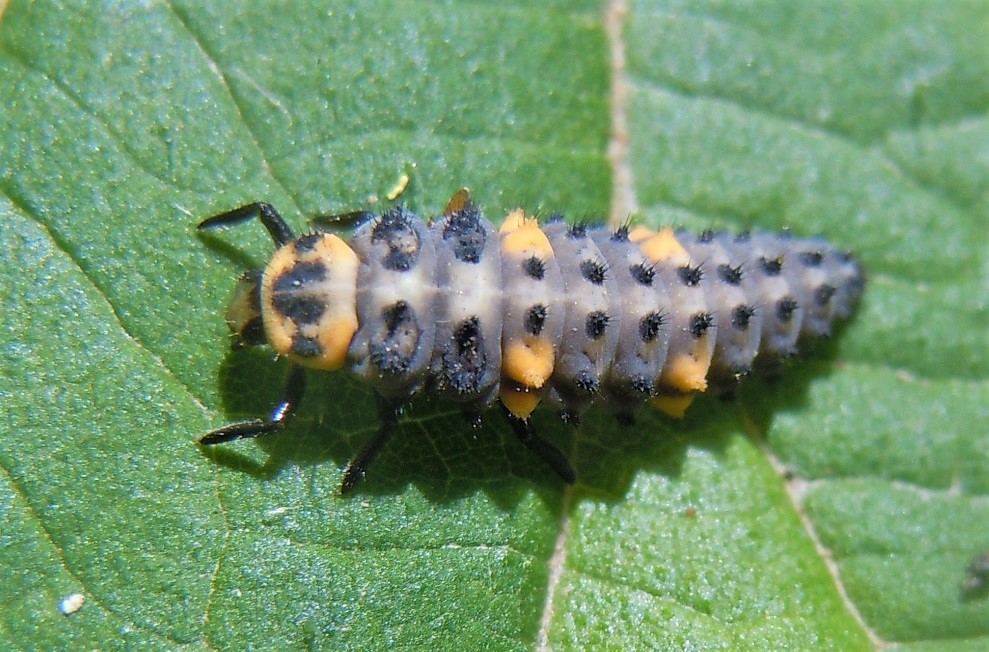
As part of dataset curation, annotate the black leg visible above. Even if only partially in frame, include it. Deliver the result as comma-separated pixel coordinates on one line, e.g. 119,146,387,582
197,201,296,247
310,209,374,231
340,398,402,495
503,407,576,484
199,365,306,445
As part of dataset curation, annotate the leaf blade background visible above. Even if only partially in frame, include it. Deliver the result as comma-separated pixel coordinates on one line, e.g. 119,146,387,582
1,0,986,649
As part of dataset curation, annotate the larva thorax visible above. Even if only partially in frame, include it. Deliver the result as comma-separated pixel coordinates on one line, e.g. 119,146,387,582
237,198,864,424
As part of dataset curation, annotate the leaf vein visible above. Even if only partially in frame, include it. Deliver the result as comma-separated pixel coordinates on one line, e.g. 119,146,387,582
0,185,213,418
164,0,307,219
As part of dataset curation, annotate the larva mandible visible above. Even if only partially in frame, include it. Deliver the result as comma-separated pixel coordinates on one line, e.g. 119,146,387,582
197,189,864,493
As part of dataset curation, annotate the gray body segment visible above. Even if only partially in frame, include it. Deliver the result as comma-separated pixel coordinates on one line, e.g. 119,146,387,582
591,229,671,417
428,203,503,415
542,222,621,415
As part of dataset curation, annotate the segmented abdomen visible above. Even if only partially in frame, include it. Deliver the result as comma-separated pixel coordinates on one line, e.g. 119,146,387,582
280,201,864,421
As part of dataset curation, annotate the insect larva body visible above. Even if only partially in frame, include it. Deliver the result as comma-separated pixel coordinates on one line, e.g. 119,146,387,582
197,192,864,491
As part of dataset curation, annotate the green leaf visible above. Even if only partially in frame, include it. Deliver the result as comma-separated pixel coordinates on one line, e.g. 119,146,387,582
1,0,986,649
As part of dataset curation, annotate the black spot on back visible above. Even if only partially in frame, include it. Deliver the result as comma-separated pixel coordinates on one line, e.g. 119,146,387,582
440,317,486,394
689,312,714,338
272,261,326,294
575,369,600,393
815,284,836,306
732,304,755,331
717,264,743,285
369,301,420,373
371,207,420,271
799,250,823,267
442,203,486,264
525,305,547,335
522,256,546,280
698,229,716,243
272,294,325,325
271,261,328,324
568,221,588,239
580,259,607,285
631,375,653,394
629,262,655,285
611,225,630,242
639,311,665,342
585,311,609,340
759,256,784,276
291,335,323,358
678,264,703,287
777,298,798,323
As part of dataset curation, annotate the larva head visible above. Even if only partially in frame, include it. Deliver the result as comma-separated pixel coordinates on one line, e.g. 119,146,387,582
256,233,360,371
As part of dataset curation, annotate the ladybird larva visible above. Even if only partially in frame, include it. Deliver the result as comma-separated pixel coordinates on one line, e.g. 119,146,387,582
197,191,864,492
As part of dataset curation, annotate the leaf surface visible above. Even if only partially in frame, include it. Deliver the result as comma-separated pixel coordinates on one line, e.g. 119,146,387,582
1,0,986,649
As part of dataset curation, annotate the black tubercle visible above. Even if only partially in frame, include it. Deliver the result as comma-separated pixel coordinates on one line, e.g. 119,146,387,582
371,207,420,271
525,305,548,335
629,262,655,285
442,202,487,264
369,301,420,373
689,312,714,338
575,369,600,393
522,255,546,280
678,264,703,287
580,259,607,285
732,305,755,331
611,225,630,242
717,263,743,285
585,311,609,340
567,221,588,239
639,312,665,342
777,298,799,323
698,229,716,243
631,375,653,394
759,256,784,276
815,284,836,306
440,317,486,395
799,250,824,267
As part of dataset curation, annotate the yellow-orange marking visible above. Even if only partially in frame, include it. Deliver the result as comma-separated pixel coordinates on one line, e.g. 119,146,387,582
503,337,555,388
500,387,541,419
628,225,654,242
640,227,689,263
661,349,711,393
499,210,555,258
653,395,695,419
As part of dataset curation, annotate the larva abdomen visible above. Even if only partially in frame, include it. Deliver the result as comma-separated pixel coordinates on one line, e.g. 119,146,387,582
338,201,863,421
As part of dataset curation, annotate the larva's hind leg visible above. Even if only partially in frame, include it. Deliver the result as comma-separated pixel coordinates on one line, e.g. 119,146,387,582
340,398,403,495
503,407,576,484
